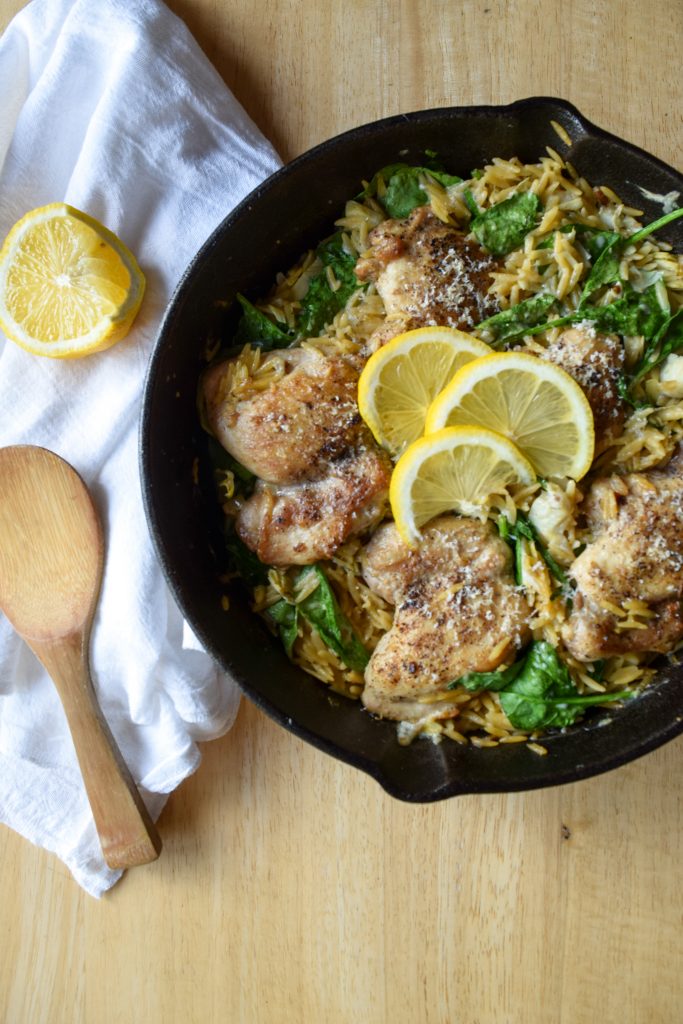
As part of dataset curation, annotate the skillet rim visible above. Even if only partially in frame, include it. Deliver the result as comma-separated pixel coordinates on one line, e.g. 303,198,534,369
140,96,683,802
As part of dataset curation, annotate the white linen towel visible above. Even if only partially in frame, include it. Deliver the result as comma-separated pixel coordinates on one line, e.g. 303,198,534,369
0,0,281,896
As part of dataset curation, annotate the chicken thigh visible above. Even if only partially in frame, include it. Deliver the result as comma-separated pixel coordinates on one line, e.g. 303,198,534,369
562,450,683,660
543,325,626,453
360,516,531,721
203,346,390,565
355,206,500,349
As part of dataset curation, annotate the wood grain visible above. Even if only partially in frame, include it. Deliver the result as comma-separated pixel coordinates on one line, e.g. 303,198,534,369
1,0,683,1021
0,446,161,868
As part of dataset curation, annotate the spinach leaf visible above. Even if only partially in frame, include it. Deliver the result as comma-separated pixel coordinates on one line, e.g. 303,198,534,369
426,169,463,189
496,641,577,729
233,293,293,349
579,238,623,304
380,168,431,218
616,372,646,409
479,277,668,350
449,641,632,731
580,207,683,305
266,565,369,668
498,642,629,730
535,224,572,250
462,189,480,218
582,228,622,262
224,529,270,587
471,191,541,256
477,292,558,344
451,660,524,692
497,513,525,585
296,565,369,671
268,599,299,657
361,162,461,219
497,512,569,588
295,233,360,338
517,513,569,588
578,281,669,341
630,308,683,385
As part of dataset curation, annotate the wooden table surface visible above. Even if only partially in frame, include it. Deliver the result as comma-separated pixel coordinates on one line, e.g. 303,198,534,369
1,1,683,1022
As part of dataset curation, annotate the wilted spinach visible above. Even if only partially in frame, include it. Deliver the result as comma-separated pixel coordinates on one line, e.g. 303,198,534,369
477,292,558,345
477,274,670,355
629,307,683,386
497,512,569,589
268,565,369,671
471,191,541,256
231,232,362,349
361,160,462,219
580,206,683,305
578,281,670,340
535,224,620,257
268,598,299,658
449,640,632,731
295,233,360,338
479,207,683,349
233,293,293,349
462,188,480,218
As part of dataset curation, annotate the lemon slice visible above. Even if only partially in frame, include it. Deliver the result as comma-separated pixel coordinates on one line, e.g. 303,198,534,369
425,351,595,480
390,425,536,545
357,326,491,454
0,203,145,358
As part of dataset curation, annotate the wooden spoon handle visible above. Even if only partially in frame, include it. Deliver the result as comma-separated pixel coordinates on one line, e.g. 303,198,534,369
31,632,162,870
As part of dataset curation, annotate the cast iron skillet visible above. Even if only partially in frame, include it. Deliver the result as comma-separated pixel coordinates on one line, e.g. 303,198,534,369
140,97,683,801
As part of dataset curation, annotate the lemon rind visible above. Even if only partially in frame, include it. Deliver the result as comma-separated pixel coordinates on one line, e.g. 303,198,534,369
424,351,595,480
390,424,536,546
0,203,145,359
358,326,492,452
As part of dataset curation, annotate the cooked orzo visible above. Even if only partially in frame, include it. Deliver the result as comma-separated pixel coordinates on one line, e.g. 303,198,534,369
199,145,683,752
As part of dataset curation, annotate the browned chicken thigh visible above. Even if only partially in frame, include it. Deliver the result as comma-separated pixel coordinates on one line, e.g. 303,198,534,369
203,347,363,483
237,448,389,565
203,346,390,564
355,206,500,349
360,516,531,721
543,325,626,452
562,450,683,661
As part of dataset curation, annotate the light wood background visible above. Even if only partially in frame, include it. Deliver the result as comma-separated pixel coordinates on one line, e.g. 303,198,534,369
2,1,683,1022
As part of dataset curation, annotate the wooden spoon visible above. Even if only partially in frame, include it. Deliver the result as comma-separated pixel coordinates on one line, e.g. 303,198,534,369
0,445,161,869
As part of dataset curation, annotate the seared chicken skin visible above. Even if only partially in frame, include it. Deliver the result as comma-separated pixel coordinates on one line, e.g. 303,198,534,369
203,346,390,565
360,516,531,721
562,450,683,661
237,449,389,565
543,326,626,452
355,206,500,349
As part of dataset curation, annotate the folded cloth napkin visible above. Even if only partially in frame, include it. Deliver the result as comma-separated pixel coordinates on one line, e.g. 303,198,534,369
0,0,281,896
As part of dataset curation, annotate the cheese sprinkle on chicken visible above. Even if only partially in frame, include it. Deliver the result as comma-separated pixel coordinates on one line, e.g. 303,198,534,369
202,149,683,750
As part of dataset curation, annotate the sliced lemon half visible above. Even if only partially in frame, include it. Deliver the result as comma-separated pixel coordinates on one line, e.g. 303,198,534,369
357,326,492,454
0,203,145,358
390,425,536,545
425,351,595,480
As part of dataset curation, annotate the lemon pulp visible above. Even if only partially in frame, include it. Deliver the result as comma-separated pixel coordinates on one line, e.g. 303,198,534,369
390,425,536,545
0,203,145,358
358,326,491,454
425,351,595,480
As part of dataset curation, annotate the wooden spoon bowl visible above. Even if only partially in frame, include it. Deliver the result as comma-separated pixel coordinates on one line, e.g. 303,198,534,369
0,445,161,869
